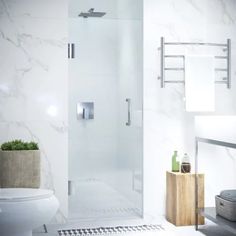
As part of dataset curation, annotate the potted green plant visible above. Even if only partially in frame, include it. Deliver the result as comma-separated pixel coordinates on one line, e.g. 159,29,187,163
0,140,40,188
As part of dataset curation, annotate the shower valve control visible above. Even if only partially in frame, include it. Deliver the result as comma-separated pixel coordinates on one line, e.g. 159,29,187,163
77,102,94,120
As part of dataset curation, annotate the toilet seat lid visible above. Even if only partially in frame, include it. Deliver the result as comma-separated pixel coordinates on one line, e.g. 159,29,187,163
0,188,54,201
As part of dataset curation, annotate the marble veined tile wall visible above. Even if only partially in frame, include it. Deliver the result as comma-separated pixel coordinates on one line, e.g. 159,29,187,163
144,0,236,217
0,0,68,220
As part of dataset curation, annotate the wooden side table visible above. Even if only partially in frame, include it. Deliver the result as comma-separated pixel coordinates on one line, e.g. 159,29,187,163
166,171,205,226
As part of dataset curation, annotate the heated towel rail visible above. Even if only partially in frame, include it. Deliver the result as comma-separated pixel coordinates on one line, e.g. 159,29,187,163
158,37,231,89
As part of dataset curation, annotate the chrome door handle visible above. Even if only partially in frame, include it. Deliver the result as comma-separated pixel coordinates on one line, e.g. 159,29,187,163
126,98,131,126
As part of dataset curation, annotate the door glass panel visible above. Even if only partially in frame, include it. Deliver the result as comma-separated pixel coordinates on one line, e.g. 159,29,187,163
68,0,143,220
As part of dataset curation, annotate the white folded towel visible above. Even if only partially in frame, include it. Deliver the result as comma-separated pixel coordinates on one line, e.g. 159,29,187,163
185,55,215,112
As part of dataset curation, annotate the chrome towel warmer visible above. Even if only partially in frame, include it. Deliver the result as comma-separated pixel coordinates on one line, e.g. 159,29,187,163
158,37,231,89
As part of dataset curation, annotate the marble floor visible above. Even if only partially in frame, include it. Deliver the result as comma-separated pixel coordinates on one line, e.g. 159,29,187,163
33,216,235,236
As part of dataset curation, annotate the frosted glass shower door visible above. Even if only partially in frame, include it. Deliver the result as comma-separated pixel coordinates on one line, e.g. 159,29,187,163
68,12,143,220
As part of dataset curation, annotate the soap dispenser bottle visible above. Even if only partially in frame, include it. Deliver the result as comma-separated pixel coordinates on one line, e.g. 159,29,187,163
172,150,180,172
181,153,191,173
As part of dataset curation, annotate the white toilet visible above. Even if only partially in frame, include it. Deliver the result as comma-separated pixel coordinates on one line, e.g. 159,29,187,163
0,188,59,236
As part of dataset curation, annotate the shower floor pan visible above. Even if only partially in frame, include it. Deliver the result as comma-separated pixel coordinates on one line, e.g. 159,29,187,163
68,179,141,220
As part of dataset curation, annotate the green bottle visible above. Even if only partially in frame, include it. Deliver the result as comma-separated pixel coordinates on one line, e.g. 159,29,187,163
172,150,180,172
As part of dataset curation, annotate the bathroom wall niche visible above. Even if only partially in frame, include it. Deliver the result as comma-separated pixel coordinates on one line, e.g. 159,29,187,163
68,0,143,220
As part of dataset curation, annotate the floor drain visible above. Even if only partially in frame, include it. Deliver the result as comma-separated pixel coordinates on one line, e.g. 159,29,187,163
58,224,164,235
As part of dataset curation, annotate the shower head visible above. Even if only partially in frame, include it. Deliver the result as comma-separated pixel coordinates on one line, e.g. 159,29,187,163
78,8,106,18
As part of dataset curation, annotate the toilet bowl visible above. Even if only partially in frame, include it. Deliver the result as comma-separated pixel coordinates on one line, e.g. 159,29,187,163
0,188,59,236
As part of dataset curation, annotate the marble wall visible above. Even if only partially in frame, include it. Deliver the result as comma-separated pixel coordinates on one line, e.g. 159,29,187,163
144,0,236,217
0,0,68,219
